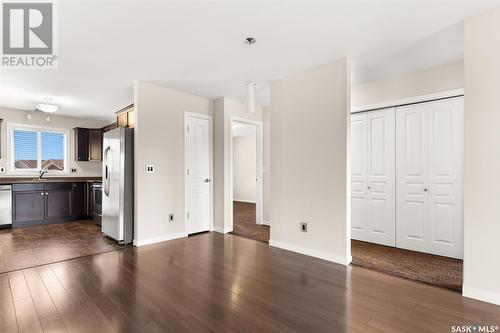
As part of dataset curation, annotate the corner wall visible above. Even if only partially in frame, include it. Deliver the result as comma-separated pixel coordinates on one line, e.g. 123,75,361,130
270,58,351,264
134,81,213,245
462,8,500,305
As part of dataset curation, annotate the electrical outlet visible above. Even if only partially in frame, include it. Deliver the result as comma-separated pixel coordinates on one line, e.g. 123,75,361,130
300,222,308,232
0,167,5,174
71,168,77,173
146,164,155,174
169,213,174,222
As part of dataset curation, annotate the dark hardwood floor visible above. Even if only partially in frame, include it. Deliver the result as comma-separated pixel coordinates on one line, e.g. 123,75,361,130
0,232,498,333
0,220,123,273
231,201,269,242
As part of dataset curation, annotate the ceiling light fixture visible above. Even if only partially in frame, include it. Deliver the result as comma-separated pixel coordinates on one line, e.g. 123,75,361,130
245,37,256,114
37,103,58,113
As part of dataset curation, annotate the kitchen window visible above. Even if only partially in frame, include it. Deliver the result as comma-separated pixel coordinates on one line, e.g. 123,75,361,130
9,124,69,174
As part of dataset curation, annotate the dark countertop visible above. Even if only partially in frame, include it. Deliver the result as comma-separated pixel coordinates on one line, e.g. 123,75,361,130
0,177,102,185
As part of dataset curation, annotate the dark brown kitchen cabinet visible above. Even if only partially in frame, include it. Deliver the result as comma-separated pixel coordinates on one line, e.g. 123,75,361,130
74,127,103,161
13,191,45,223
88,129,103,161
74,127,89,161
71,182,87,216
45,190,71,219
12,182,87,227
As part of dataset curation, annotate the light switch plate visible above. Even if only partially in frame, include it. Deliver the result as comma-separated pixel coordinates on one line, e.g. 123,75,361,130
146,165,155,174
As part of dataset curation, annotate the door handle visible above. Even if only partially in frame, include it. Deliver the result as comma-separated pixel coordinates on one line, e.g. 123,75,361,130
424,188,428,192
204,178,211,183
103,146,111,197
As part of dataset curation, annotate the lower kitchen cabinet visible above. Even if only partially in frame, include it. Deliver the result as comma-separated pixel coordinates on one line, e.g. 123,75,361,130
13,191,45,223
12,182,89,227
46,190,72,219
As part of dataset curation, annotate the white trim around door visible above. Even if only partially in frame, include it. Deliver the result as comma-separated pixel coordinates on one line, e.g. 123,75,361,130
229,116,264,232
184,112,214,235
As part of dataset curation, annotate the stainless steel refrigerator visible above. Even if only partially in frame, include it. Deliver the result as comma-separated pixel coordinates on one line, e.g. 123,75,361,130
102,127,134,244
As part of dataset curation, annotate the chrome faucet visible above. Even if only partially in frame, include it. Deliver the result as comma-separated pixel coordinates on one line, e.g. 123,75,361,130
38,169,48,180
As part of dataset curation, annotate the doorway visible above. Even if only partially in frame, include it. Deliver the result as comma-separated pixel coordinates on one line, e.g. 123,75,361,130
185,113,213,235
229,118,267,242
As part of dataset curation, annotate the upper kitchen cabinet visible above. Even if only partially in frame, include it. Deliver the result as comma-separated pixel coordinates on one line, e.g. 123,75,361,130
116,104,135,128
74,127,103,161
88,129,103,161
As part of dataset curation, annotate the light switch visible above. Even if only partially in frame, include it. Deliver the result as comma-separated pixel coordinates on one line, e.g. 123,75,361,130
146,165,155,174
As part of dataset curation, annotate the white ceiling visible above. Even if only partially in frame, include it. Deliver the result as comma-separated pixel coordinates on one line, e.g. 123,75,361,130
1,1,498,121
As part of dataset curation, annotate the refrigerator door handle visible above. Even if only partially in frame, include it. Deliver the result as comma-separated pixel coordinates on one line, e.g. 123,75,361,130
104,146,111,197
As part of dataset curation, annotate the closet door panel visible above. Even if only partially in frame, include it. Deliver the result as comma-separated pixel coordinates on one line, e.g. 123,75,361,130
427,98,464,258
396,105,428,250
350,114,369,240
366,109,395,246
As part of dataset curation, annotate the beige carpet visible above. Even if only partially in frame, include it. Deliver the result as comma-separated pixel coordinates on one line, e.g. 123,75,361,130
352,240,463,291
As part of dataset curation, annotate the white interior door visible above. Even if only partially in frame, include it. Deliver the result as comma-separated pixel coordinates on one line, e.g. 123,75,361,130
351,113,369,240
186,115,212,234
396,97,463,259
366,109,396,246
351,108,395,246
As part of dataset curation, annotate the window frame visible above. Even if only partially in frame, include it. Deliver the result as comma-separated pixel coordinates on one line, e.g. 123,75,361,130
7,123,70,175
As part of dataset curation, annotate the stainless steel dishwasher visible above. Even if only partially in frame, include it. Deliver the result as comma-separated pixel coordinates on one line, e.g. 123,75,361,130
0,185,12,227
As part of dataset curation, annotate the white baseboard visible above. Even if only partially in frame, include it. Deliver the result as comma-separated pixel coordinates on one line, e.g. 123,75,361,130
269,239,351,265
214,226,232,234
233,199,256,204
463,285,500,305
133,232,187,247
261,220,271,226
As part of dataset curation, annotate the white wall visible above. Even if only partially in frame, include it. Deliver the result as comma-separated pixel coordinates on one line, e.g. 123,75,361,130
0,107,107,177
270,58,351,264
462,8,500,305
263,107,271,223
134,81,213,245
213,97,262,233
352,60,464,107
233,128,257,203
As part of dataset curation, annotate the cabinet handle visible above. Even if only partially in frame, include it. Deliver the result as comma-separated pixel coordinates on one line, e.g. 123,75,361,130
45,192,48,195
40,192,44,196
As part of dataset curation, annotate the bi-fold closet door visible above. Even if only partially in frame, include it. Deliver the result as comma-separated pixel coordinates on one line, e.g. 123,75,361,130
350,97,464,259
396,97,464,259
351,108,396,247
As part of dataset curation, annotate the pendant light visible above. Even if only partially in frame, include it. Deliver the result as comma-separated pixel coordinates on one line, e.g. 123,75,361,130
245,37,256,113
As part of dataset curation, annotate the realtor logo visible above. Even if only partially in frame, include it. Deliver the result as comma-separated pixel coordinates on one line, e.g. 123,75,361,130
2,1,57,68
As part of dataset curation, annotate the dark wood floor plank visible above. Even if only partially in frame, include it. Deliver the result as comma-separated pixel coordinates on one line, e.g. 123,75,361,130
13,297,43,333
23,268,59,320
0,282,19,333
0,232,497,332
40,314,68,333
